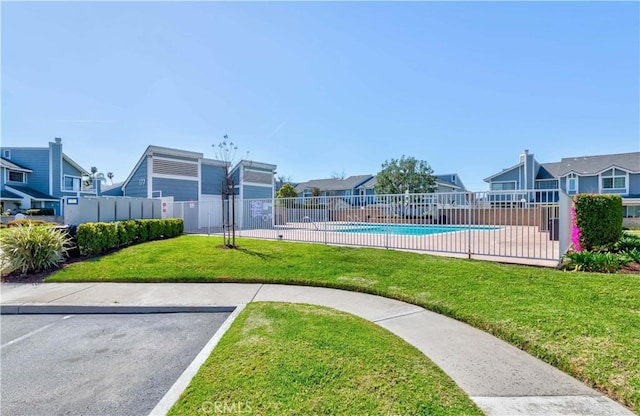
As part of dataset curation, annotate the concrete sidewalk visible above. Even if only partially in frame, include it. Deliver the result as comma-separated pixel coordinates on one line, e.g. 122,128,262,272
1,282,634,416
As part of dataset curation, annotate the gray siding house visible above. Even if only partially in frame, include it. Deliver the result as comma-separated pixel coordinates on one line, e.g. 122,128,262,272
295,175,374,203
294,173,468,206
0,138,93,215
484,150,640,216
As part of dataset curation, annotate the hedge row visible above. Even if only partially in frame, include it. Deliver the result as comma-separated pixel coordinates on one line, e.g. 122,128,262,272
574,194,622,251
26,208,55,216
77,218,184,256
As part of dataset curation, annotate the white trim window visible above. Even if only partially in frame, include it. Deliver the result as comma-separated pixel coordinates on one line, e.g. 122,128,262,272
490,181,516,191
566,173,578,194
63,175,82,191
600,168,627,193
7,170,26,183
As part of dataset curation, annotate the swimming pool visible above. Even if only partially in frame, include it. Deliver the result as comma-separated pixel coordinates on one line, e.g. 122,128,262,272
335,224,499,236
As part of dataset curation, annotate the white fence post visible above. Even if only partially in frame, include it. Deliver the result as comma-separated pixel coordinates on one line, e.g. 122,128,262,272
558,191,573,263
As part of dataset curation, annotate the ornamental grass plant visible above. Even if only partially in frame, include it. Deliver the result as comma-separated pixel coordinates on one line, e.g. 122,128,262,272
0,224,73,274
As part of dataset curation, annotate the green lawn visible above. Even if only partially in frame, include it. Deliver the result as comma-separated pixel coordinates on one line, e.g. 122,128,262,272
49,235,640,412
169,302,482,416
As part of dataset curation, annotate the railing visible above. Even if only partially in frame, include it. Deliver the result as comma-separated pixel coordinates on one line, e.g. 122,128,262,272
175,190,568,266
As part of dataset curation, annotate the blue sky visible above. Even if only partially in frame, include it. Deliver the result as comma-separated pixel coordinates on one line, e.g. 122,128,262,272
2,1,638,191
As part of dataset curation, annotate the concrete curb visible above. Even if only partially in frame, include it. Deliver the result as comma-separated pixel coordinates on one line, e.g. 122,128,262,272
0,305,236,315
148,304,247,416
1,283,636,416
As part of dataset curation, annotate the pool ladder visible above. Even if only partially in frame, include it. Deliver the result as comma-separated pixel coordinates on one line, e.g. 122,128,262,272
303,216,320,231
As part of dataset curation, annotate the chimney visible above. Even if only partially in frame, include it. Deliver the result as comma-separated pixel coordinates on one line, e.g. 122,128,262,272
55,137,62,144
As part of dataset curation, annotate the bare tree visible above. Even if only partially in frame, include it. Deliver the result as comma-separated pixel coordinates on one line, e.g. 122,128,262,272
212,135,240,248
277,174,292,184
331,170,346,180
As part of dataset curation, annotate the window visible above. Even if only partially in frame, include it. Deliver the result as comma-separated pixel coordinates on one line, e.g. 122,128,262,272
601,168,626,191
451,175,457,184
8,170,25,183
623,205,640,218
63,176,81,191
491,182,516,191
535,179,558,190
566,173,578,194
3,149,10,159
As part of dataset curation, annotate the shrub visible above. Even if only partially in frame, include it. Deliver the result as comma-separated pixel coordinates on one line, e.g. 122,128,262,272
7,219,49,227
135,220,149,243
149,220,162,240
614,233,640,253
623,249,640,263
564,251,628,273
76,223,103,256
77,218,183,256
573,194,623,251
0,225,73,274
117,221,137,247
26,208,55,216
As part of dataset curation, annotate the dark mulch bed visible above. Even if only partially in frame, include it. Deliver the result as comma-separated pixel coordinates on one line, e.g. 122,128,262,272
620,262,640,274
1,256,87,284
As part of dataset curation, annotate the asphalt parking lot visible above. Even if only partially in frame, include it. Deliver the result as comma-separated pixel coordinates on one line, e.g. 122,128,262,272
1,311,232,416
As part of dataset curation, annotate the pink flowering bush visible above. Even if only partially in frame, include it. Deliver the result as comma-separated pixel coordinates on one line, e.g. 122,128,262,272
570,205,582,252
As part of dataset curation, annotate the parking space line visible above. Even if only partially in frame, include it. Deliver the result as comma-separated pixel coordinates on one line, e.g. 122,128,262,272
1,315,74,349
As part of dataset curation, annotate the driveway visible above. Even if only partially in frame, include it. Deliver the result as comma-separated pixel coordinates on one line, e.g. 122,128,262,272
1,311,231,416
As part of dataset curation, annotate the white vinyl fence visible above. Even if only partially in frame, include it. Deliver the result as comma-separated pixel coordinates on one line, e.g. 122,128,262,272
175,190,572,266
63,196,161,225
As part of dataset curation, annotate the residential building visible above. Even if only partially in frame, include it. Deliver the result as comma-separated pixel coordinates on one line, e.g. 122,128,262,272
434,174,467,193
293,173,468,206
0,138,95,215
484,150,640,216
109,145,277,203
294,175,373,203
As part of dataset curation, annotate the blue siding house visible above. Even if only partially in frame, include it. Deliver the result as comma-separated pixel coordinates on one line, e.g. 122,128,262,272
484,150,640,215
434,174,467,193
1,138,93,215
231,160,277,201
117,145,276,204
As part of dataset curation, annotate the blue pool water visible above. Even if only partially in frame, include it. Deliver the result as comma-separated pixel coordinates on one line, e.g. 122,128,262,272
336,224,499,236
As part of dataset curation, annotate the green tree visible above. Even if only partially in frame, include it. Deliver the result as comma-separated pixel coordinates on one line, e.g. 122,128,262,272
374,156,436,194
312,187,322,197
276,183,298,198
107,172,114,184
